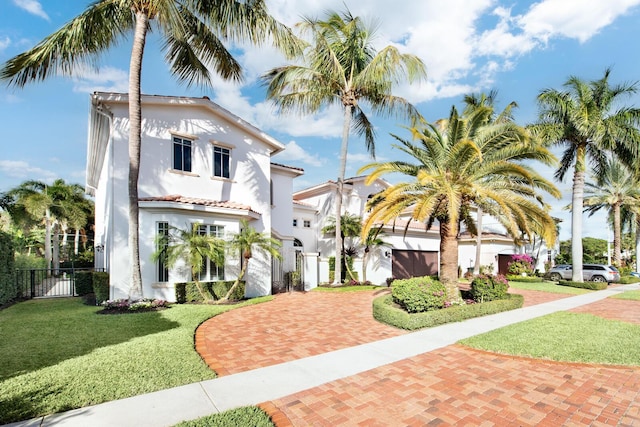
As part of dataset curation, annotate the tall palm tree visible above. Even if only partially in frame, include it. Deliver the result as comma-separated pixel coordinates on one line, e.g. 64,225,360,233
322,213,362,281
219,219,282,303
153,222,225,302
462,91,517,275
262,8,426,284
361,105,559,302
531,68,640,281
583,158,640,267
1,1,300,299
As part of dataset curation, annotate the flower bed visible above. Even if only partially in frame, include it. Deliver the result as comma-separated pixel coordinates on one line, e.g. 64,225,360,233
98,298,170,314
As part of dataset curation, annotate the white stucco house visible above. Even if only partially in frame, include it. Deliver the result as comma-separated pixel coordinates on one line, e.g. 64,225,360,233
86,92,305,301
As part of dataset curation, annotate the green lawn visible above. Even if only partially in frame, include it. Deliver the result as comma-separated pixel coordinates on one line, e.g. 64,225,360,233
611,290,640,300
0,296,271,424
507,280,591,294
173,406,274,427
460,311,640,365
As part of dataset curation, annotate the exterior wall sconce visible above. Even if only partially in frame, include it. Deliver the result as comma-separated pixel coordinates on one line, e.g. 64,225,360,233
95,244,105,253
384,250,391,258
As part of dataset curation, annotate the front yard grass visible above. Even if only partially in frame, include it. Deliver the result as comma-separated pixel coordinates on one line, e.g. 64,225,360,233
173,406,274,427
507,280,591,294
610,290,640,300
460,311,640,365
0,296,271,424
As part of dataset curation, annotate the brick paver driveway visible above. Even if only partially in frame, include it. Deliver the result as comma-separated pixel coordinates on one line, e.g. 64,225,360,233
196,287,640,426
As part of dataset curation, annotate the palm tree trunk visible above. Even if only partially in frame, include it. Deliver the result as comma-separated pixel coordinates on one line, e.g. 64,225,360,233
334,105,352,284
473,207,483,275
127,12,148,299
636,215,640,272
613,203,621,266
571,151,586,282
74,228,80,256
439,219,462,303
221,261,248,303
52,224,60,275
362,249,369,282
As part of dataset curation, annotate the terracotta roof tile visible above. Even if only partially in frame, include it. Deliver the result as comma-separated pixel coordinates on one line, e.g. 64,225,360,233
139,195,257,213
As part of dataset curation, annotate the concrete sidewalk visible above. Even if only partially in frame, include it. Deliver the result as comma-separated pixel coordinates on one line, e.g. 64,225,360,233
6,283,639,427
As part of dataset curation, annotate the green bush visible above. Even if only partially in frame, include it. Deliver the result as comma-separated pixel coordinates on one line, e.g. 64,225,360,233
92,272,110,304
557,280,607,290
74,271,93,296
620,276,640,284
175,281,245,303
14,254,46,270
391,276,446,313
373,293,524,330
470,274,509,302
0,231,16,305
328,256,356,282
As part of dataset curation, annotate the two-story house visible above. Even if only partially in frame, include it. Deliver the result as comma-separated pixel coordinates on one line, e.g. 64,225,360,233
86,92,302,301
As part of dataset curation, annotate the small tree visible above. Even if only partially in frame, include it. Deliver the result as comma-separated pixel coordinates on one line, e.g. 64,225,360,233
219,220,282,303
152,223,225,303
361,226,390,283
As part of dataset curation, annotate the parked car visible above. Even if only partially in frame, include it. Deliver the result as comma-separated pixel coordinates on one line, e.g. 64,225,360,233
548,264,620,283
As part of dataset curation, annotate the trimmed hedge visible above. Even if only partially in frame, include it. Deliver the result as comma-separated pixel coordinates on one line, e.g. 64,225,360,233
557,280,607,290
619,276,640,284
175,280,245,303
0,231,16,305
92,272,110,304
392,276,446,313
506,275,546,283
373,293,524,331
74,271,93,296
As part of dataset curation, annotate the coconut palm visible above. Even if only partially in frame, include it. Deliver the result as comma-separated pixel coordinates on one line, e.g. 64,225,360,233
219,219,282,303
582,158,640,267
531,68,640,281
1,1,300,299
360,105,560,302
322,213,362,281
262,8,426,284
152,222,225,302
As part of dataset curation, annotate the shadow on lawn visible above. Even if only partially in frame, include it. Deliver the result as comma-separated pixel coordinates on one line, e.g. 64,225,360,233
0,297,179,383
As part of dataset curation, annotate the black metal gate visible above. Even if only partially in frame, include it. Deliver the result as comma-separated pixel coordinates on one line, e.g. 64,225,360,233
15,268,101,299
271,251,305,294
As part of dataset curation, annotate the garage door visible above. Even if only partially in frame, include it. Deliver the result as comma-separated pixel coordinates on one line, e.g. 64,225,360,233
392,249,438,279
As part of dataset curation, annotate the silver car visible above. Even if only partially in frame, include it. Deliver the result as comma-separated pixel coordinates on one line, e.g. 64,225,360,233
548,264,620,283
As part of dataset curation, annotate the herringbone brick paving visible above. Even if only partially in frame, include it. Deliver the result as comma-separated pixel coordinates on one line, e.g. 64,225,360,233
195,286,640,426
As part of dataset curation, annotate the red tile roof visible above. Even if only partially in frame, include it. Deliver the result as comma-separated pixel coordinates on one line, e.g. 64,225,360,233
139,195,258,213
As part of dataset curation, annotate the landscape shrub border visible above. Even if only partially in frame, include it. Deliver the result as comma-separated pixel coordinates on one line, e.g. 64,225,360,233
175,281,245,303
0,231,16,305
74,271,93,296
506,275,546,283
373,293,524,330
557,280,607,290
92,272,110,304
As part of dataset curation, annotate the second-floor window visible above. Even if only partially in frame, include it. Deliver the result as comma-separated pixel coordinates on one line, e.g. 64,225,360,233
213,146,230,178
303,220,311,228
173,136,192,172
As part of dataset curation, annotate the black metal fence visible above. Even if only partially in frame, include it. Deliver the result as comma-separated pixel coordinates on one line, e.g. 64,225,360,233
15,268,104,299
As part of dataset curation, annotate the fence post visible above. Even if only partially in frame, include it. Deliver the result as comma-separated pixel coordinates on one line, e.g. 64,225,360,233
30,270,35,298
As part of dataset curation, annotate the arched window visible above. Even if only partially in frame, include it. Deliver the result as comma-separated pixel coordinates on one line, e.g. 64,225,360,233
293,238,303,248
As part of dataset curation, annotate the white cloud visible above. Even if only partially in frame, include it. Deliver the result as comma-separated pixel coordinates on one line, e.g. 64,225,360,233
272,140,325,167
12,0,49,21
71,66,129,93
0,36,10,52
0,160,57,181
518,0,640,43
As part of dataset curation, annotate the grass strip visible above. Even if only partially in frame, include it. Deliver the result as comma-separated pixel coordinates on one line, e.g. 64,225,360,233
0,296,271,424
610,290,640,301
507,280,591,294
460,311,640,365
173,406,274,427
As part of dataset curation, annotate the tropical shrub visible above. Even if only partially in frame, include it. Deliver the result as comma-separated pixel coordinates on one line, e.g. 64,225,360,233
507,254,534,275
74,271,93,296
470,274,509,302
0,231,16,305
557,280,607,290
101,298,169,312
175,281,245,303
14,253,46,270
92,271,110,304
373,293,524,330
391,276,447,313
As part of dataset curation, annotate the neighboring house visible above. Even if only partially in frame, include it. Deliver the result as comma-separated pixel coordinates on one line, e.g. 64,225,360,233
292,176,545,286
86,92,302,301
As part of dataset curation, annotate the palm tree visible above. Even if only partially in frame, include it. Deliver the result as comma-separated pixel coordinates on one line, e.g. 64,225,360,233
1,1,300,299
531,68,640,281
262,8,426,284
583,158,640,267
4,179,86,274
462,91,517,275
153,222,225,302
322,213,362,282
219,219,282,303
360,105,559,302
361,226,390,283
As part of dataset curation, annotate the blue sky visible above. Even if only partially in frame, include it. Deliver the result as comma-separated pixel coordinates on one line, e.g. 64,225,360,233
1,0,640,242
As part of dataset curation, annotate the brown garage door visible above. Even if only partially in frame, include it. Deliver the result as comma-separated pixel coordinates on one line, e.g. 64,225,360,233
392,249,438,279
